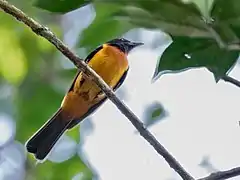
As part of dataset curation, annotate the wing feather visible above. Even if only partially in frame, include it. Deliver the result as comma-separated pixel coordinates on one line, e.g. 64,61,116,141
67,68,129,129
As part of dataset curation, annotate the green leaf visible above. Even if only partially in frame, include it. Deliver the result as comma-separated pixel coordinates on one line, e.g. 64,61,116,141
143,102,168,128
153,37,239,82
211,0,240,40
78,3,132,52
188,0,214,20
34,0,90,13
152,108,163,119
211,23,239,45
113,0,211,38
211,0,240,22
26,155,93,180
15,76,63,142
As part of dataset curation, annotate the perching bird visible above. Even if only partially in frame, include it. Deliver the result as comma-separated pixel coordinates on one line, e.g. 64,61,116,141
26,38,143,160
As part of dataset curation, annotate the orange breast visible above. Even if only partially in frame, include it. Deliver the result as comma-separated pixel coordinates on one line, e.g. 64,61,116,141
88,44,128,87
61,44,129,119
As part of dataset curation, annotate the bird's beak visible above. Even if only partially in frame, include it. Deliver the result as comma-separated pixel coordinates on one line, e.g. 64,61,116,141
126,41,144,53
130,42,144,48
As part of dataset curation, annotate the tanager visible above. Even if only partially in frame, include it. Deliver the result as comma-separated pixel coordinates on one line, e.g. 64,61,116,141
26,38,143,160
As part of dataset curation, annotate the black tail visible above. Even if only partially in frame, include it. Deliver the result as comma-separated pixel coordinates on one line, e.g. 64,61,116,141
26,108,72,160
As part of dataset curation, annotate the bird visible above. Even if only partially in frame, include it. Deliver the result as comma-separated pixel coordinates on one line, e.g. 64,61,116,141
25,38,143,161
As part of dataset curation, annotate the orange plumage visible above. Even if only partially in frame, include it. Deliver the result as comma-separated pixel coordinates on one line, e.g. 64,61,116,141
25,38,143,160
62,44,128,119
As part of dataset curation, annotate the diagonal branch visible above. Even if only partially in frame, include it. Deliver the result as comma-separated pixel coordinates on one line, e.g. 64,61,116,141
222,75,240,88
198,166,240,180
0,0,194,180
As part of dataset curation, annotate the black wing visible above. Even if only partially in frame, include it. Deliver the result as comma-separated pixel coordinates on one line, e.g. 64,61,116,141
67,68,129,129
112,67,129,90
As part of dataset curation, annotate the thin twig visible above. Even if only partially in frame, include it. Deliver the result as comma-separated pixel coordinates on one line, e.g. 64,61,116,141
222,75,240,88
198,167,240,180
0,0,194,180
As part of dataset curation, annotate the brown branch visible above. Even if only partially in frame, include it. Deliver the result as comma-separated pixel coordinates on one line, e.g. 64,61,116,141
222,75,240,88
0,0,194,180
198,167,240,180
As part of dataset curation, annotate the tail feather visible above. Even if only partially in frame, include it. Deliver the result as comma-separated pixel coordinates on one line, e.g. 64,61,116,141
26,109,62,154
26,108,72,160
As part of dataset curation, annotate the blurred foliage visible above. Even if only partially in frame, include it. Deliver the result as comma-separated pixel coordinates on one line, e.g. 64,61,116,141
153,37,239,82
2,0,240,179
78,3,133,53
0,13,28,85
16,77,63,142
0,26,27,85
36,0,240,82
0,0,93,179
26,156,92,180
34,0,88,13
152,108,163,119
143,102,167,128
199,156,218,173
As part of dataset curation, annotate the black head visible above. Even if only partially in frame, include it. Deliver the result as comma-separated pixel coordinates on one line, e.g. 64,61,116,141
107,38,143,54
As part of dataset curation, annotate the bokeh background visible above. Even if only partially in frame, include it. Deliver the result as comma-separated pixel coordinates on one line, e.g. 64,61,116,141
1,0,240,180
